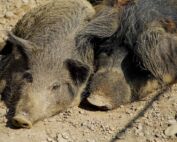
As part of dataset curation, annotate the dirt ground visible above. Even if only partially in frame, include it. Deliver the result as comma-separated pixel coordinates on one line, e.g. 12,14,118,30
0,0,177,142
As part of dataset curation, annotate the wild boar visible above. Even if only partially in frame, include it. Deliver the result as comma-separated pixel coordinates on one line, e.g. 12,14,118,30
88,49,162,110
0,0,95,128
76,0,177,97
78,0,177,84
77,0,173,109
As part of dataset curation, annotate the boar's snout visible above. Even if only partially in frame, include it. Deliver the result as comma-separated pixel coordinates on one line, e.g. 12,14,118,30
12,115,32,129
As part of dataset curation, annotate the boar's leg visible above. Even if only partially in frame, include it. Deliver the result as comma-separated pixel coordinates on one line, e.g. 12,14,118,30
135,20,177,84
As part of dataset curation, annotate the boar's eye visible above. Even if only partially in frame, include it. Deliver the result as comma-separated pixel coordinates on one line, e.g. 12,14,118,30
51,83,61,91
23,72,33,83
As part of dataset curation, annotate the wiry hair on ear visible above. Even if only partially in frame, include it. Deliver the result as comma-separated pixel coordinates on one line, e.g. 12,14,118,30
7,32,38,53
64,59,91,85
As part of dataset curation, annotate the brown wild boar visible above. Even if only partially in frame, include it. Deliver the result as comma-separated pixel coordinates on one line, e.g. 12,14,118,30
76,0,177,110
77,0,177,85
88,49,162,110
0,0,95,128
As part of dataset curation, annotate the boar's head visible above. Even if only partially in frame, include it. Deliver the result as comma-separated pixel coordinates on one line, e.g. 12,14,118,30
3,33,91,128
88,52,131,110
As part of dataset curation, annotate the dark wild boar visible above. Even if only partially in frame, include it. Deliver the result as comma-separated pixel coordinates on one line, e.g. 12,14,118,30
76,0,177,101
77,0,177,84
0,0,95,128
88,50,162,110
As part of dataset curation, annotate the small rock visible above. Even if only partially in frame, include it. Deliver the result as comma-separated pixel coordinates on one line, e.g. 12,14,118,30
47,137,54,142
168,119,177,125
87,125,95,131
137,124,143,130
81,122,87,127
15,1,22,8
86,139,96,142
164,123,177,137
22,0,29,4
57,134,68,142
62,132,69,139
120,105,124,108
78,110,85,114
5,11,14,18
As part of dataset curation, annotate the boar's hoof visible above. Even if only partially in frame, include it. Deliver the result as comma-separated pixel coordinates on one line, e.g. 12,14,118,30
12,116,32,129
87,93,113,110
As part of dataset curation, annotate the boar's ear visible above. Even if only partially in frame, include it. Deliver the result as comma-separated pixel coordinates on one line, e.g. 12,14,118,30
64,59,90,85
7,32,38,52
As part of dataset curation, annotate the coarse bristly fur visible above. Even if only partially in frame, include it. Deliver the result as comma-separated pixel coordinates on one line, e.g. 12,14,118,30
0,0,95,128
117,0,177,84
76,0,175,109
88,48,131,110
88,48,163,110
77,0,177,87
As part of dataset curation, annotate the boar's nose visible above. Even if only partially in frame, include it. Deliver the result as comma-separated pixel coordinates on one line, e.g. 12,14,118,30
12,116,32,129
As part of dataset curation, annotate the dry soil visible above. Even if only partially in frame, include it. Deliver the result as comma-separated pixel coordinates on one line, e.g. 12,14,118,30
0,0,177,142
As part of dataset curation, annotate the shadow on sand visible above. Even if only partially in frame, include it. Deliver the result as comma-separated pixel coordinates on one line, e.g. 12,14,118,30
110,86,169,142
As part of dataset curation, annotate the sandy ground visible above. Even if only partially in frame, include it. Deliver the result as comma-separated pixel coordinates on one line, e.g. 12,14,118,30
0,0,177,142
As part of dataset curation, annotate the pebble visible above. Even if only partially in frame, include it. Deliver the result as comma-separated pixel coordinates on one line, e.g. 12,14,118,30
5,11,14,18
164,123,177,137
57,134,68,142
120,105,124,108
47,137,55,142
81,122,87,127
137,124,143,130
62,132,69,139
87,125,95,131
167,119,177,125
0,108,7,117
15,1,22,8
86,139,96,142
78,110,85,114
22,0,29,4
